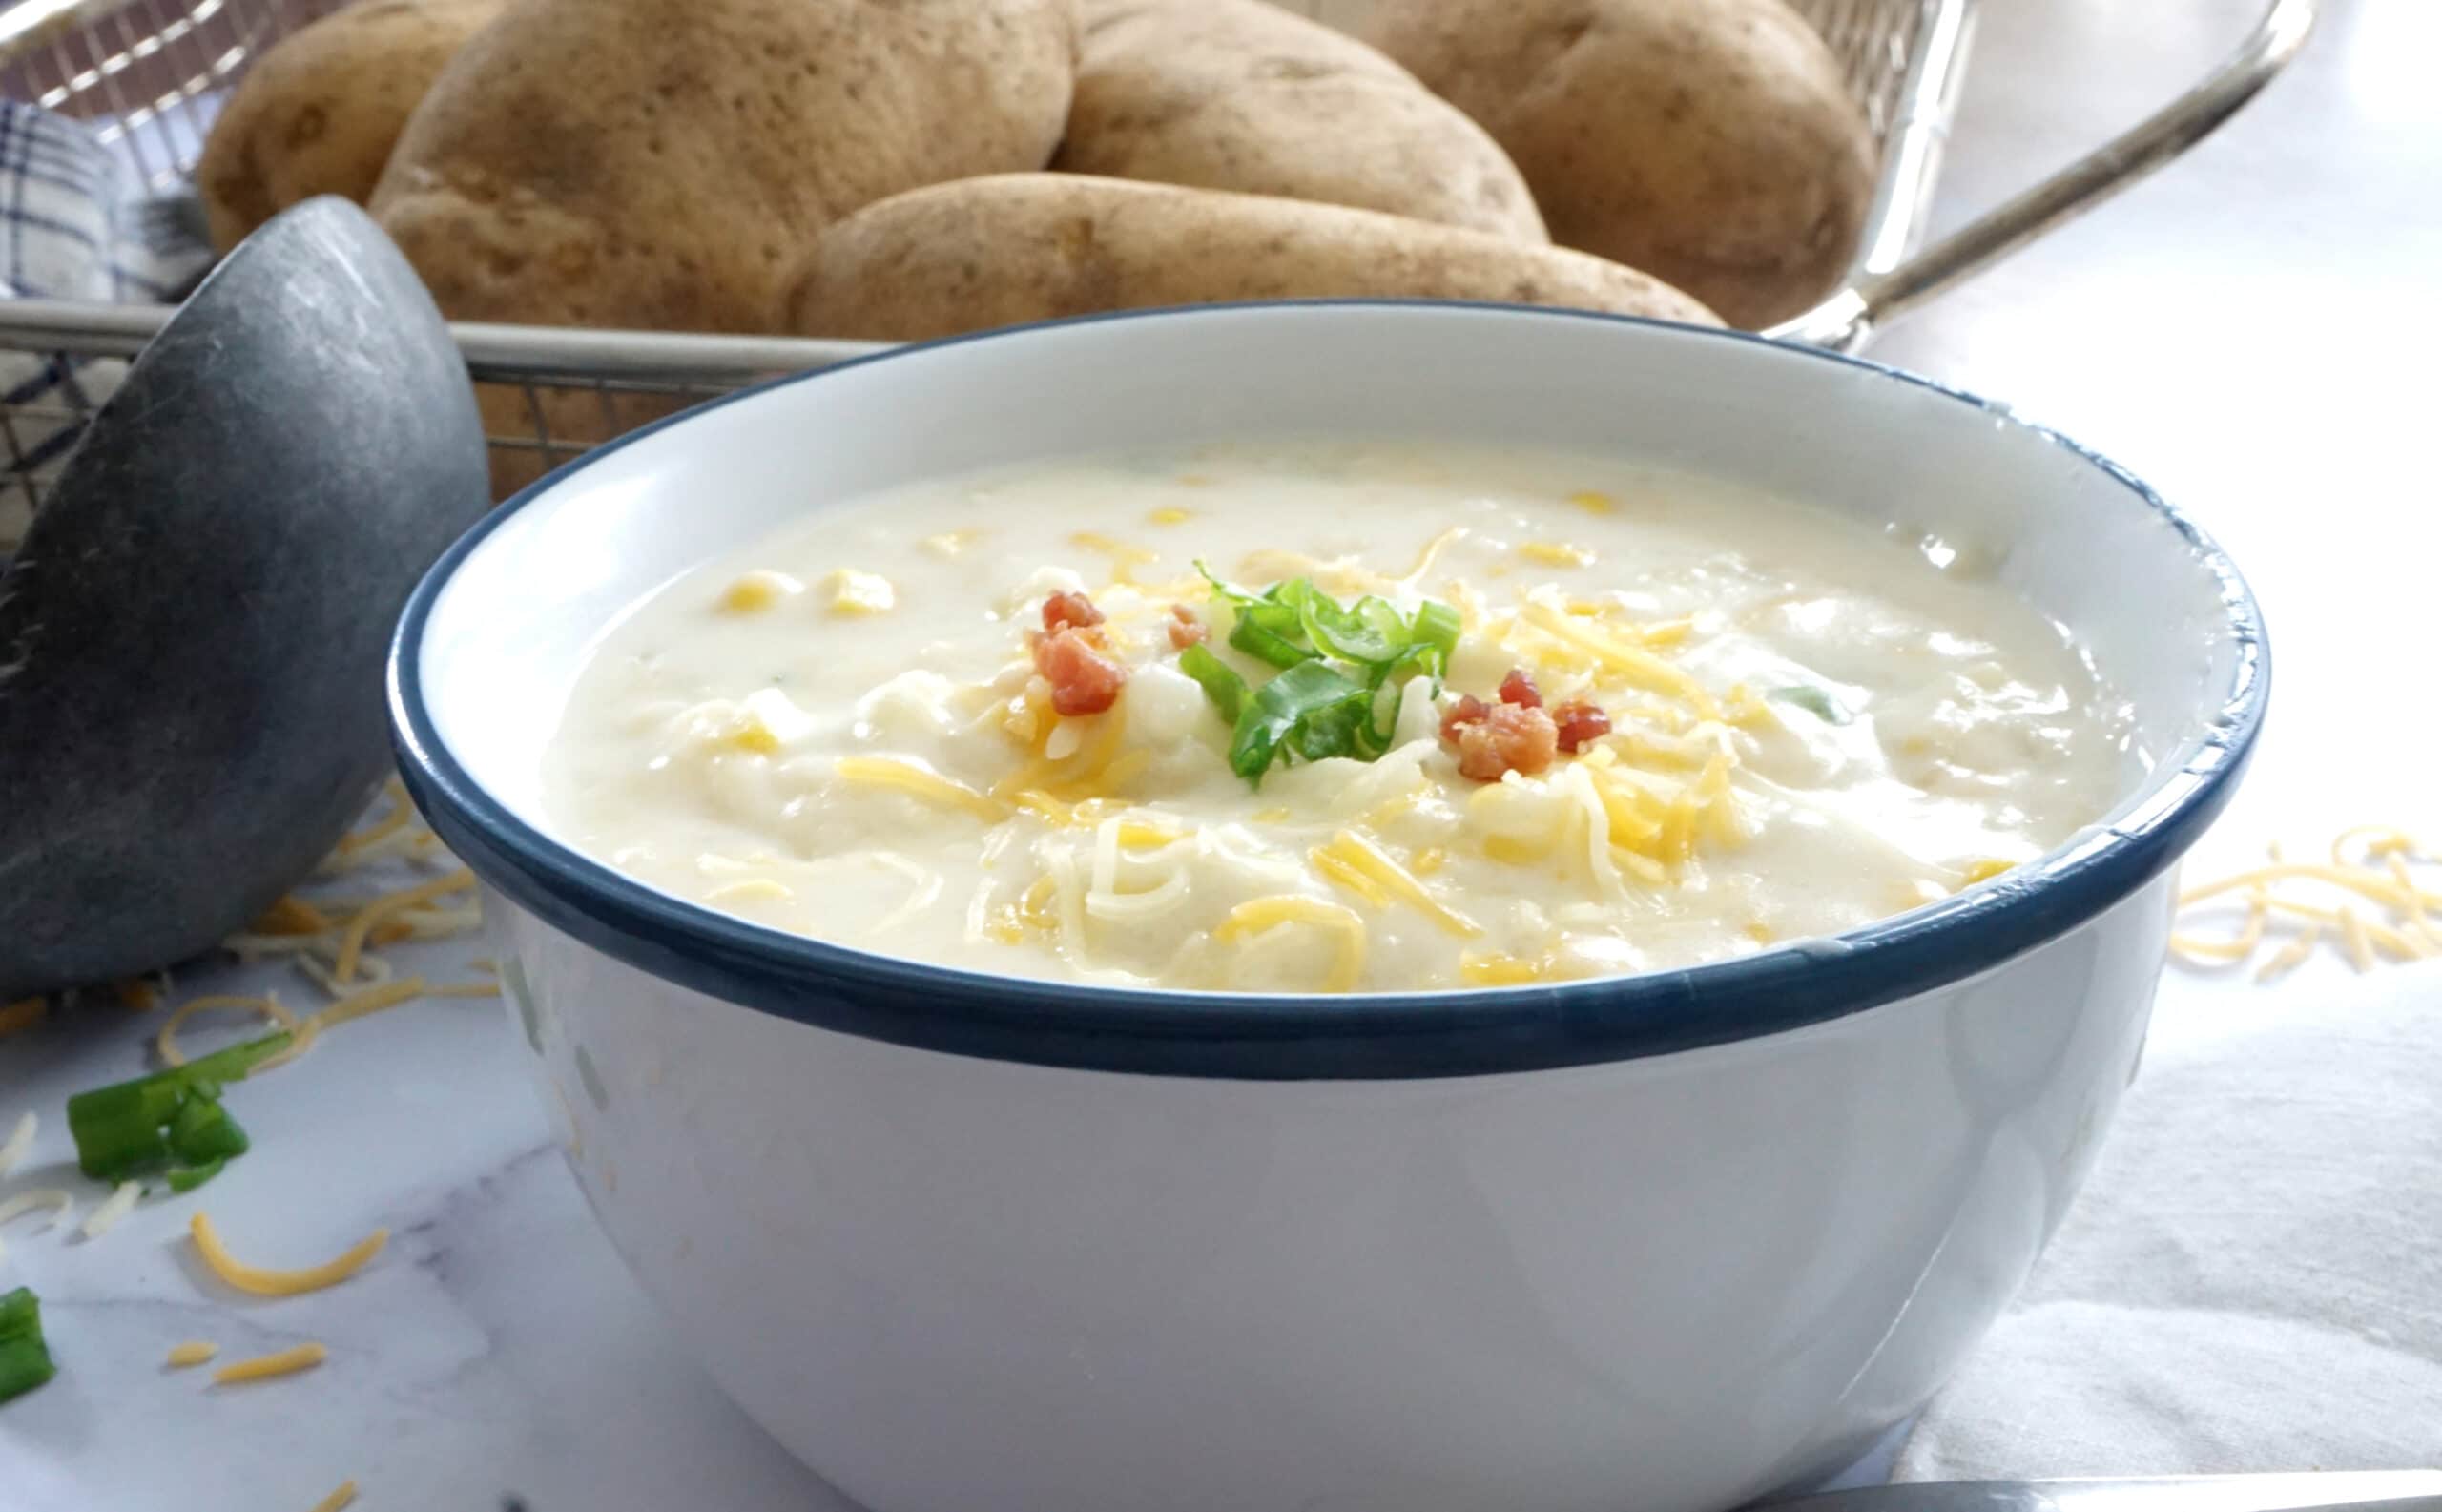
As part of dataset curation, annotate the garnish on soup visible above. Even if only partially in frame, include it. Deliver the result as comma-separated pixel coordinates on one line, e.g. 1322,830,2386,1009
545,443,2128,993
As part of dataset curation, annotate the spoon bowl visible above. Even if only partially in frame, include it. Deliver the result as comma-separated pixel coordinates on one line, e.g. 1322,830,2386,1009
0,196,486,996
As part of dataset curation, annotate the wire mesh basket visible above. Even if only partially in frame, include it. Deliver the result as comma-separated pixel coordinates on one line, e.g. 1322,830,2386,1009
0,0,2309,522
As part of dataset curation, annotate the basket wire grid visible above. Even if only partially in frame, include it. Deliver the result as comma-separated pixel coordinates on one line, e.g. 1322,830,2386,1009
0,0,1963,519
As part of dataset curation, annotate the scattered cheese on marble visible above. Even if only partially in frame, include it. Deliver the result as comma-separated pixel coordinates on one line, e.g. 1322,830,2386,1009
189,1212,388,1298
210,1342,327,1385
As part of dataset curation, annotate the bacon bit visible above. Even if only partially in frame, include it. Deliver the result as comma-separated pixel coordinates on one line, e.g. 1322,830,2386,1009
1498,668,1542,708
1439,693,1489,745
1552,700,1611,753
1454,703,1559,782
1042,590,1105,632
1166,603,1208,649
1032,628,1127,715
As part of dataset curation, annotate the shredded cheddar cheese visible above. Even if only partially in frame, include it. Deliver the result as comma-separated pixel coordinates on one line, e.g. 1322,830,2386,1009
1315,831,1481,937
306,1481,360,1512
331,869,477,988
1068,531,1159,586
211,1342,328,1385
2170,830,2441,979
1517,602,1722,719
0,996,48,1039
836,756,1004,820
1401,527,1468,583
1458,944,1592,985
249,897,332,937
1565,489,1615,515
1519,541,1596,569
190,1212,388,1297
332,800,412,859
1213,896,1368,992
426,978,506,1000
249,975,436,1073
1311,844,1393,907
1147,507,1192,526
165,1340,219,1368
1114,818,1185,847
156,992,303,1069
2255,923,2323,983
1458,950,1546,985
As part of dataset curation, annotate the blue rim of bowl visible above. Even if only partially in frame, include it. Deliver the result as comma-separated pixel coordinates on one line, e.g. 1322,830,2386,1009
390,300,2268,1082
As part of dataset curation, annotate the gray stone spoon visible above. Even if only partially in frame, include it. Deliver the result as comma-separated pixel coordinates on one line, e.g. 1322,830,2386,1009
0,196,486,996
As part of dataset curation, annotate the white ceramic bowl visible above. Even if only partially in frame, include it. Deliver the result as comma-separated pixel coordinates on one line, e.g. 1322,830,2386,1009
392,304,2266,1512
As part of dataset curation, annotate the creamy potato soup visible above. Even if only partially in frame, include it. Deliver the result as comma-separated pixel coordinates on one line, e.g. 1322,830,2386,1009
545,442,2133,994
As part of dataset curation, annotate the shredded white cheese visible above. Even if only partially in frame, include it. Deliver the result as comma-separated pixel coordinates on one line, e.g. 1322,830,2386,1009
0,1188,73,1264
77,1180,140,1241
0,1111,33,1181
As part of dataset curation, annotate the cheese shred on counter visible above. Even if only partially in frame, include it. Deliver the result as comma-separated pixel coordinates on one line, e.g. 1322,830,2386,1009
306,1481,360,1512
2170,828,2439,981
211,1342,328,1385
218,778,491,1005
0,1111,33,1181
0,1188,72,1264
190,1212,389,1297
78,1180,140,1240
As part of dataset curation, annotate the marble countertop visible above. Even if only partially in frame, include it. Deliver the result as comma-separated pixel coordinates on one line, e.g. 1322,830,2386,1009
0,921,857,1511
7,1,2438,1507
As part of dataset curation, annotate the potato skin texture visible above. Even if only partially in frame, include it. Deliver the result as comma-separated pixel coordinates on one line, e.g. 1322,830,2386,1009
370,0,1081,335
786,173,1717,341
368,0,1079,495
1053,0,1544,242
197,0,508,254
1365,0,1876,328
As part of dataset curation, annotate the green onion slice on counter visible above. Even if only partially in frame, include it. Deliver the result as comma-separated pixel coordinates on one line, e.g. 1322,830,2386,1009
66,1029,290,1185
0,1287,56,1403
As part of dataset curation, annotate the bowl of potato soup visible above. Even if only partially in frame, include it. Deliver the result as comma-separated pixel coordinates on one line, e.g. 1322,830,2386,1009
391,302,2265,1512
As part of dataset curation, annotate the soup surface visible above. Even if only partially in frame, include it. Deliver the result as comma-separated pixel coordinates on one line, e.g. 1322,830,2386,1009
544,442,2133,993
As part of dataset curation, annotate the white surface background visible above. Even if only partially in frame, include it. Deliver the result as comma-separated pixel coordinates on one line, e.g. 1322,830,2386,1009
5,0,2439,1505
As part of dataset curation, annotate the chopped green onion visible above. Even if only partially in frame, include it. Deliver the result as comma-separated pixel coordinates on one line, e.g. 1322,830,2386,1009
1299,591,1407,667
66,1029,288,1183
1408,599,1461,675
1287,681,1376,763
1228,611,1314,669
1368,673,1409,748
164,1156,228,1194
0,1287,56,1404
1177,643,1249,723
1770,685,1852,725
1187,567,1464,785
1199,565,1318,669
1192,561,1272,618
1229,661,1370,780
